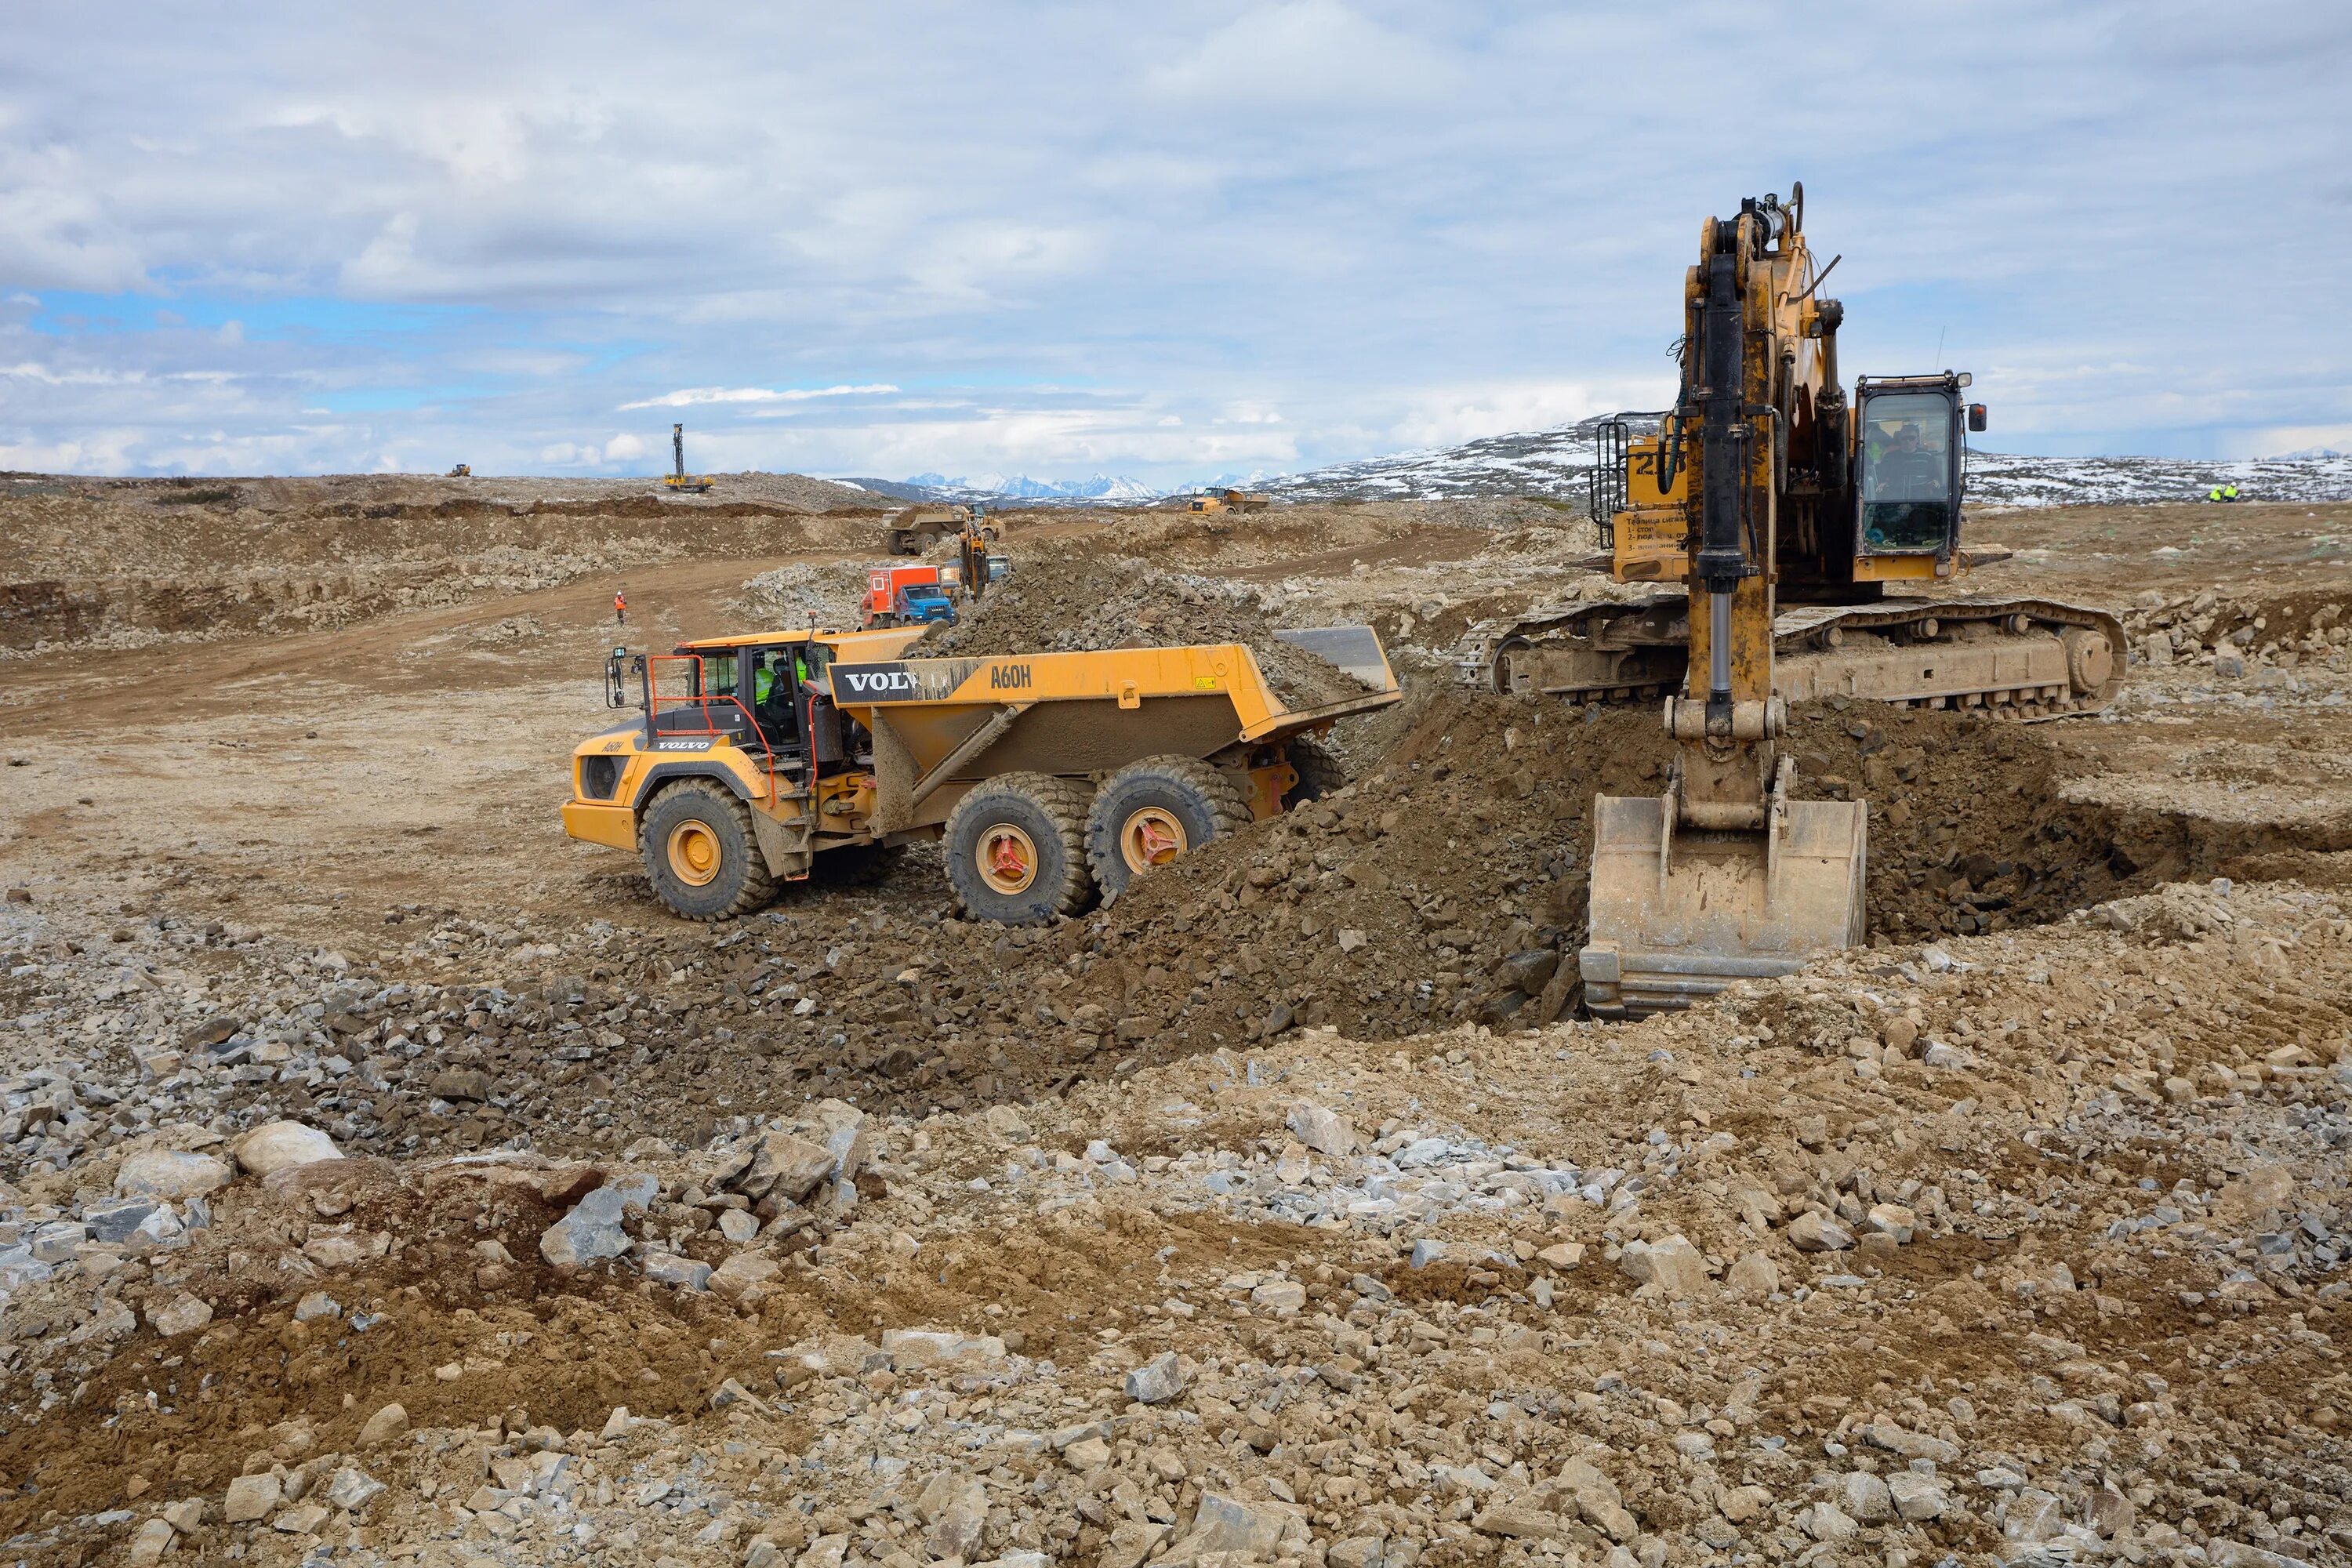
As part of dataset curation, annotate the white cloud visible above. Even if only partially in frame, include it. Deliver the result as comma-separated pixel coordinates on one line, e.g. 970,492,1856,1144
1145,2,1461,107
0,1,2343,480
618,383,899,412
603,431,647,461
1387,380,1671,451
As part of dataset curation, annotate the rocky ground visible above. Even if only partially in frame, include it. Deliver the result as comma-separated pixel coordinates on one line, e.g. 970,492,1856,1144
4,480,2352,1566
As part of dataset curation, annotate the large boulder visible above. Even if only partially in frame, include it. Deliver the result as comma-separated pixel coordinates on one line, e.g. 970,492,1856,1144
231,1121,343,1178
115,1149,232,1201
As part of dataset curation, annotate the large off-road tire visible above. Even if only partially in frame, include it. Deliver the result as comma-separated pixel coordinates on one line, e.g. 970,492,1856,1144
1086,754,1252,904
942,773,1094,924
1282,735,1347,808
639,779,777,921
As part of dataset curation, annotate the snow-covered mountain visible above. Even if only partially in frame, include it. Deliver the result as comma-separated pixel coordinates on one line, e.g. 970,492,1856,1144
1261,420,1615,503
898,471,1163,503
1254,421,2352,510
845,432,2352,512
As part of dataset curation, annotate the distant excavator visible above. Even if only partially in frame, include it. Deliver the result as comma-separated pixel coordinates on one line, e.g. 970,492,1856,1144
1537,185,2126,1018
663,424,715,494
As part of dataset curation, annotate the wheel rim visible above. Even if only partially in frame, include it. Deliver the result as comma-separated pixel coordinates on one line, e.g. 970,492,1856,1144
978,825,1039,895
1120,807,1189,874
666,821,723,887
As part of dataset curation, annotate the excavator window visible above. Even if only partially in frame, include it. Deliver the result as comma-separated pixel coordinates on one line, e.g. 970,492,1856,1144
1858,391,1957,552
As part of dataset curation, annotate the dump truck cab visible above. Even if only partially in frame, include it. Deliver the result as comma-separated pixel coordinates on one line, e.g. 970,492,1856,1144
892,583,958,626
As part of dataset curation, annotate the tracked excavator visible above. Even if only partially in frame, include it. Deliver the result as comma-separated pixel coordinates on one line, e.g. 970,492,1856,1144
1546,186,2126,1018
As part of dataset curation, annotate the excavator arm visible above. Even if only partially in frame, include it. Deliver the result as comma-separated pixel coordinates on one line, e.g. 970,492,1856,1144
1581,193,1867,1018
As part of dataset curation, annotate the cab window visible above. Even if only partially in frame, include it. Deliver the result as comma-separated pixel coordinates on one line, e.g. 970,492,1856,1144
699,651,739,700
1859,392,1955,552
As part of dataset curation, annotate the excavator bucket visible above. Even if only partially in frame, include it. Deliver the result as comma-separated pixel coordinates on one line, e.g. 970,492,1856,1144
1578,786,1866,1019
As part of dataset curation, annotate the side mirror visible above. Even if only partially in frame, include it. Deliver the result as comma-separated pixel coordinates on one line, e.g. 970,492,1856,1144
1968,404,1988,433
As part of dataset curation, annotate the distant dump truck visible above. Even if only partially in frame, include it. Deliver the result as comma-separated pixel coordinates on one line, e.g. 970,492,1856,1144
562,624,1399,924
1187,488,1271,514
886,503,973,555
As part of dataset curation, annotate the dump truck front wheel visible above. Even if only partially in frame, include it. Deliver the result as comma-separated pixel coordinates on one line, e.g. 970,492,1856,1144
1087,755,1252,903
640,780,777,920
943,773,1094,924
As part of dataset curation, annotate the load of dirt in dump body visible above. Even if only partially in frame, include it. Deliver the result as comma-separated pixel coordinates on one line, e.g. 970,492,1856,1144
924,544,1370,709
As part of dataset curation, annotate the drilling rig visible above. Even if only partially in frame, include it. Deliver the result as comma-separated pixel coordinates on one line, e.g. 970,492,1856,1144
664,423,715,494
1567,186,2124,1018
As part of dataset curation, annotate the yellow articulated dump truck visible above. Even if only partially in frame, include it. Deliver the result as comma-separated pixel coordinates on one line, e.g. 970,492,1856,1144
561,624,1399,924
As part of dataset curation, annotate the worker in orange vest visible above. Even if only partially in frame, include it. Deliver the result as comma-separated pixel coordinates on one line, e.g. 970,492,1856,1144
614,590,627,626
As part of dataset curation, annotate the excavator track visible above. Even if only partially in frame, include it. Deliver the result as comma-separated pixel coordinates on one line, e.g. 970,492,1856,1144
1458,594,2127,720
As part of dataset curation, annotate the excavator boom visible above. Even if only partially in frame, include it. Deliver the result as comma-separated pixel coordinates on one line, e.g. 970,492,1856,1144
1579,191,1867,1018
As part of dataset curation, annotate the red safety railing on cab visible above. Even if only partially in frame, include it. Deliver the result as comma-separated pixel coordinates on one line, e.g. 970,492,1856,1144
644,653,780,807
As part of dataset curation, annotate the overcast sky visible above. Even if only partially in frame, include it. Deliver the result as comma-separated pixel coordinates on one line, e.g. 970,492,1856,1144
2,2,2347,485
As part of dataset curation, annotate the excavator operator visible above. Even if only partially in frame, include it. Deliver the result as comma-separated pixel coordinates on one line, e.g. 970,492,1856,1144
1877,423,1943,499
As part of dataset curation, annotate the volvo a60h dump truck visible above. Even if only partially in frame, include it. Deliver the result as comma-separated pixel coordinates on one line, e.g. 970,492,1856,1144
561,623,1398,924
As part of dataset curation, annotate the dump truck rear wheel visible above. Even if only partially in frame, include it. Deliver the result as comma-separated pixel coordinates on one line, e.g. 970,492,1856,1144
943,773,1094,924
1087,755,1252,904
640,780,776,920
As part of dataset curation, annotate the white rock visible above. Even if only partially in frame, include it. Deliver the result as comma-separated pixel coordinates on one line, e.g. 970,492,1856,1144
1718,1484,1772,1523
301,1227,389,1269
1726,1250,1780,1297
147,1292,213,1338
325,1467,385,1512
1887,1472,1947,1521
718,1207,760,1243
1838,1471,1891,1521
1250,1279,1306,1314
710,1251,782,1304
1126,1351,1188,1405
358,1403,408,1448
642,1251,712,1290
223,1472,281,1523
115,1149,232,1201
540,1174,656,1267
230,1120,343,1177
1616,1234,1711,1298
125,1518,176,1566
881,1328,1006,1371
1183,1493,1301,1558
1799,1500,1857,1542
292,1291,341,1323
1286,1101,1360,1157
1788,1211,1855,1251
917,1473,989,1561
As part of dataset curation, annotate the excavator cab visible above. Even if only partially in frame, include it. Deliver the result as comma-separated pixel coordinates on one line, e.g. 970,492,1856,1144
1856,375,1969,556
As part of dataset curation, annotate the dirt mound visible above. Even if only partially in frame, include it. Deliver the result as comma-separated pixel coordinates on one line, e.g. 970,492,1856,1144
926,545,1369,709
